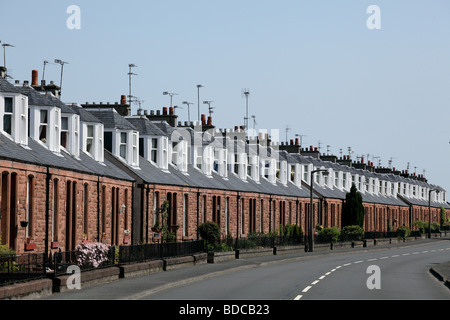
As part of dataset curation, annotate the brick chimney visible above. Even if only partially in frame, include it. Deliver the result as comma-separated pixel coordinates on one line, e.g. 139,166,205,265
32,70,39,86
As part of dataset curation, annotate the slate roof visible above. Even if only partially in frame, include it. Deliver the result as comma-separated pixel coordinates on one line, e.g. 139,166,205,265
66,103,102,123
125,116,167,136
86,108,136,130
0,133,134,182
0,78,20,93
16,86,75,114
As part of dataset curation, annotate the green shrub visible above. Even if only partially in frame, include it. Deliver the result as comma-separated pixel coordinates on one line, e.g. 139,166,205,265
340,225,364,242
317,227,340,243
440,207,446,226
198,222,221,251
281,224,303,237
396,226,410,238
0,236,18,272
412,220,426,234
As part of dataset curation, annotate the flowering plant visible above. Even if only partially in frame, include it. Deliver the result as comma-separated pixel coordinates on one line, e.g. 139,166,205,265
75,242,111,268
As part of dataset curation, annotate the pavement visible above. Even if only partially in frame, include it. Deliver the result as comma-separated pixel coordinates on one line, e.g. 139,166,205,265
42,237,450,300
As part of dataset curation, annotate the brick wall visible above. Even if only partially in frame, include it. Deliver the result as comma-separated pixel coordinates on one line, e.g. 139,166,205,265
0,160,133,254
1,158,448,255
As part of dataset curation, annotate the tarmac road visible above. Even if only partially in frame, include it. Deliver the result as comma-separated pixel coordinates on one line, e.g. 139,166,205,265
41,237,450,301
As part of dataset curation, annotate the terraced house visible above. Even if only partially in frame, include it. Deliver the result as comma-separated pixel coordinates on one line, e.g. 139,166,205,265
0,67,448,255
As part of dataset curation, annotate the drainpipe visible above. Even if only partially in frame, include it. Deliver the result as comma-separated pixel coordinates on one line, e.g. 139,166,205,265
97,176,100,242
145,185,150,244
269,195,273,232
196,190,200,240
237,193,241,240
44,166,51,271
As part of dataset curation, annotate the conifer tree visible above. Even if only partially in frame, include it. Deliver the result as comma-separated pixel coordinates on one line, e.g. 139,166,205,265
342,183,365,227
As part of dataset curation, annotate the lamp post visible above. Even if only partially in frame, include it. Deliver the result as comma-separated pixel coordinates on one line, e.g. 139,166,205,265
309,169,329,252
428,188,439,239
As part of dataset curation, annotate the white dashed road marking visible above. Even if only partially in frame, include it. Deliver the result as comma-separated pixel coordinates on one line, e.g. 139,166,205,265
294,245,450,300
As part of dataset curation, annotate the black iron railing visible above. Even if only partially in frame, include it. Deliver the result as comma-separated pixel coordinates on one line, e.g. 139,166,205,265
118,240,205,264
0,253,47,286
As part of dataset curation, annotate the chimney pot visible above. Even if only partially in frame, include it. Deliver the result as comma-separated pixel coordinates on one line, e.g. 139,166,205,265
120,95,127,104
290,139,294,145
163,107,168,115
169,107,174,115
31,70,39,86
207,116,212,126
295,138,299,146
201,114,206,125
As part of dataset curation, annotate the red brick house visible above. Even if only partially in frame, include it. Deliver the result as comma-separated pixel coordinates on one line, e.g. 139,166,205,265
1,67,448,257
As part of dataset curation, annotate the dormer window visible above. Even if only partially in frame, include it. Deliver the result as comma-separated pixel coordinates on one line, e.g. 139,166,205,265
151,138,158,163
120,132,127,159
196,146,203,170
61,117,69,149
172,140,188,172
214,148,227,177
80,122,101,161
203,146,214,176
132,132,138,165
39,109,48,144
3,97,13,135
86,125,94,155
323,171,329,187
302,165,309,183
233,154,239,174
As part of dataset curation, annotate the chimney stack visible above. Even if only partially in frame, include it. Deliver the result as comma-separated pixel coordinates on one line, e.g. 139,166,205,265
32,70,39,86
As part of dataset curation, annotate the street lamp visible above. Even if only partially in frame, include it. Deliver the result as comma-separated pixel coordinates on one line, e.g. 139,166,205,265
428,188,439,239
309,169,329,252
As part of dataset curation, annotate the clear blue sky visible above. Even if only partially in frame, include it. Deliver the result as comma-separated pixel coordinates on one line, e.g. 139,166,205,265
1,0,450,192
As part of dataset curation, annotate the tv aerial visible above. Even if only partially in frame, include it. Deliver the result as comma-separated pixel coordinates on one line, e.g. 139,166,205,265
128,64,138,108
242,88,250,129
